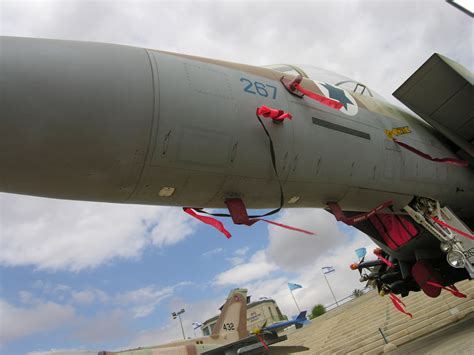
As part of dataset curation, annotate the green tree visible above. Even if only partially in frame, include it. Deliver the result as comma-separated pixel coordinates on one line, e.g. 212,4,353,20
309,304,326,319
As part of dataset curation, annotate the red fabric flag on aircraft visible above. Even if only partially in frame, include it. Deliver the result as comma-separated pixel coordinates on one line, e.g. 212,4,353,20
393,138,468,167
256,334,269,350
431,217,474,240
373,248,395,269
225,198,315,235
183,208,232,239
327,200,393,226
183,199,315,239
426,281,466,298
389,293,412,318
293,82,343,110
256,105,292,122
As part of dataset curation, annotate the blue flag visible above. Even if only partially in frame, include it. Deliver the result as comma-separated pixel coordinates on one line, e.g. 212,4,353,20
322,266,335,274
355,247,367,260
288,283,303,291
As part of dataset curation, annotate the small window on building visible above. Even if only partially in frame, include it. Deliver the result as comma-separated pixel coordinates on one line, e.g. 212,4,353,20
268,306,274,321
276,307,283,320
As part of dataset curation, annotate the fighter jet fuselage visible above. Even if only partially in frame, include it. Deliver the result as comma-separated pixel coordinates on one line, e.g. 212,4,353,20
1,37,473,298
2,36,472,212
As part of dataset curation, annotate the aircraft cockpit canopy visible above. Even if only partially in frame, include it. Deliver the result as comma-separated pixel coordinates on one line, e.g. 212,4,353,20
264,64,385,101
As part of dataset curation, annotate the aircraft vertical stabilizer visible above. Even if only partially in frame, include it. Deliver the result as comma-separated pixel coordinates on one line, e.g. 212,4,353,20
210,288,248,341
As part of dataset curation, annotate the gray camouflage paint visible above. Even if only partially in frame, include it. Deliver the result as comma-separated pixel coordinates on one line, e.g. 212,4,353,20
1,36,473,218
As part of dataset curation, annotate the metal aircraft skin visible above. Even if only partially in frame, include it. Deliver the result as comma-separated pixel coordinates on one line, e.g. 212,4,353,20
259,311,310,334
1,36,473,298
100,288,284,355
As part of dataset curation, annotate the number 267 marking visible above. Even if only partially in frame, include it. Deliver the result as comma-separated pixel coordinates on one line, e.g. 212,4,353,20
240,78,277,99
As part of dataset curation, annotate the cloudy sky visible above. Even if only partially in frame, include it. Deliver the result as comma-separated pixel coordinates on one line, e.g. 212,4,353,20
0,0,472,354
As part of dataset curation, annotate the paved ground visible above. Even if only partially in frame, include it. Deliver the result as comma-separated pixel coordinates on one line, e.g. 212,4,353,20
268,308,474,354
269,316,474,355
389,315,474,355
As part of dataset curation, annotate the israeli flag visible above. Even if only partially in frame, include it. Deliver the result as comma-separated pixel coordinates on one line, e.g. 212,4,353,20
322,266,335,274
288,283,303,291
192,322,202,329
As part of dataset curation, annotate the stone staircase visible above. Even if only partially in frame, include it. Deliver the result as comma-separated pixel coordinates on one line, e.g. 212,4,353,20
277,280,473,354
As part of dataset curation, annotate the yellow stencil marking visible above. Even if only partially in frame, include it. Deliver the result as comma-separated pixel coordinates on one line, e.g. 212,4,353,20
384,126,411,140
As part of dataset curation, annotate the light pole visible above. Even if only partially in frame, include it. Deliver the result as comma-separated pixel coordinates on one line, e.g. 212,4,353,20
322,267,339,307
172,309,186,340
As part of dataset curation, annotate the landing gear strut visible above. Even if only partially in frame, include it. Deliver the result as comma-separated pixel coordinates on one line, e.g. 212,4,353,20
404,197,474,278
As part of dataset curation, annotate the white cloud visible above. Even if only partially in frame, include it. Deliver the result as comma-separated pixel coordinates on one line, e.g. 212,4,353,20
0,193,197,271
116,286,173,319
32,281,72,301
70,290,96,305
95,289,109,304
72,310,128,344
115,282,191,318
31,281,110,306
244,234,377,318
202,247,224,257
130,323,179,349
29,350,98,355
148,209,198,248
234,247,249,256
214,250,278,286
227,256,245,266
53,285,73,294
226,246,250,266
266,209,349,271
2,282,195,347
211,207,378,319
19,291,35,305
0,299,75,345
69,288,110,305
127,297,223,348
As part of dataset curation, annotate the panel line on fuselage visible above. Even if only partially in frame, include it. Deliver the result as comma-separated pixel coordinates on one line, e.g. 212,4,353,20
312,117,371,140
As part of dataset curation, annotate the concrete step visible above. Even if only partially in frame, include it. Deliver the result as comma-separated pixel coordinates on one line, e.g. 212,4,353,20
323,296,472,352
276,280,473,354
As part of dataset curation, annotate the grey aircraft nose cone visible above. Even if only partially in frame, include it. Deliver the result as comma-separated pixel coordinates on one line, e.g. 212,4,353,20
0,36,156,201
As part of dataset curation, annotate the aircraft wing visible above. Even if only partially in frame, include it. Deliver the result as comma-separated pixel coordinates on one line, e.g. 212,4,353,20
237,336,287,354
263,311,309,333
201,334,287,355
263,322,292,333
393,53,474,158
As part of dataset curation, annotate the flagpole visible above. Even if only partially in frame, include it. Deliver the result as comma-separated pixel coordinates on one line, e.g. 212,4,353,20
290,289,301,312
323,272,339,307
